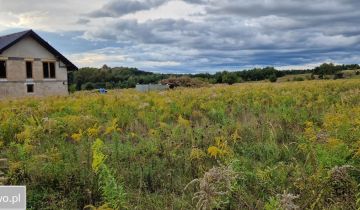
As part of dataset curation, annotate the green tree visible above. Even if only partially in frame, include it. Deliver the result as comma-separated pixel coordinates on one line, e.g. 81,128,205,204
269,74,277,83
222,72,238,85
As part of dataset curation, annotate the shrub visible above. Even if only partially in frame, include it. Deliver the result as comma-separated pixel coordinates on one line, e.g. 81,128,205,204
69,84,77,93
269,74,277,82
82,82,96,90
222,72,238,85
105,82,114,89
334,73,344,80
293,77,305,81
160,76,208,88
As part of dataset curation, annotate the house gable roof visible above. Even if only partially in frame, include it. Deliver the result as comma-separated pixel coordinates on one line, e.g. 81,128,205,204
0,30,78,71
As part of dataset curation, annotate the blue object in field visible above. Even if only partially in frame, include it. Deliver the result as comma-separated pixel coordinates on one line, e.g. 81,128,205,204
99,88,107,94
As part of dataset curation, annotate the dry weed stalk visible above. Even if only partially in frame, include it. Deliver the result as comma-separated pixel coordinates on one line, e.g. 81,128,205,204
184,164,237,210
277,191,300,210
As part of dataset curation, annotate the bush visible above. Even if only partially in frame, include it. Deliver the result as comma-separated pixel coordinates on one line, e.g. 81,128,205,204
105,82,114,89
222,72,238,85
293,77,305,81
68,84,77,93
334,73,344,80
269,74,277,82
161,76,208,88
82,82,96,90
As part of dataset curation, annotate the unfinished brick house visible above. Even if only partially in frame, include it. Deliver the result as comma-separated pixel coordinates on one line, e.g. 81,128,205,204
0,30,77,99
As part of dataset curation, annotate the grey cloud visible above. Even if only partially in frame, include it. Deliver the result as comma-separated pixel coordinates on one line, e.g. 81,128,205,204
83,2,360,70
85,19,194,44
88,0,167,17
2,0,359,71
182,0,209,4
207,0,360,17
76,18,90,24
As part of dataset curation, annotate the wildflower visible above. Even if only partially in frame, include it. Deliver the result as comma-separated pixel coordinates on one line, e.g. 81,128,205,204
15,126,33,143
92,138,106,173
208,146,221,158
71,130,83,142
105,118,119,135
87,126,100,137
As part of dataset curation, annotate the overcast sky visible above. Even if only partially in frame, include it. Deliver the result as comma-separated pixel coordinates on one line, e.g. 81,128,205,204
0,0,359,73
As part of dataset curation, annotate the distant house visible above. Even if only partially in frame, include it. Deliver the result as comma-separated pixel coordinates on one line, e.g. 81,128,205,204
0,30,77,98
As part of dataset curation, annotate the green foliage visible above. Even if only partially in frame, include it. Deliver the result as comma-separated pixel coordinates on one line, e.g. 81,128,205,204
221,71,238,85
1,79,359,209
293,77,305,81
315,143,350,168
92,138,127,209
160,76,208,87
334,72,344,80
71,67,166,90
269,74,277,82
83,82,96,90
314,63,359,76
68,64,360,92
264,196,282,210
68,84,77,93
357,184,360,210
98,165,127,210
92,138,106,173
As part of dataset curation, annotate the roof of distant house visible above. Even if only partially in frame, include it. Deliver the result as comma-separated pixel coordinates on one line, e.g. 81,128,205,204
0,30,78,71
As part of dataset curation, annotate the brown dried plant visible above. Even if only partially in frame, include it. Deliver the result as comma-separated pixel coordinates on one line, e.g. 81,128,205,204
184,164,237,210
277,191,300,210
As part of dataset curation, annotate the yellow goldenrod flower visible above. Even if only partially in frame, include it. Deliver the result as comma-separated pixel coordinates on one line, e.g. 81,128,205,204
71,130,83,142
208,146,221,158
87,126,100,137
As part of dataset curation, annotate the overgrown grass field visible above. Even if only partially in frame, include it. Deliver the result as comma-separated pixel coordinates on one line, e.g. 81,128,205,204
0,79,360,209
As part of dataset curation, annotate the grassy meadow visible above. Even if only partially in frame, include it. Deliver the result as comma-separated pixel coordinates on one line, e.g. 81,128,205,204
0,79,360,209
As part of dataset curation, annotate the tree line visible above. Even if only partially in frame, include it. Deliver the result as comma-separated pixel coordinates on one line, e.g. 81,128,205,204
68,63,360,91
